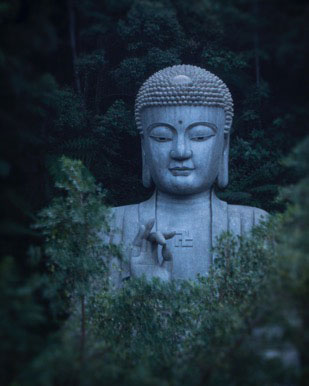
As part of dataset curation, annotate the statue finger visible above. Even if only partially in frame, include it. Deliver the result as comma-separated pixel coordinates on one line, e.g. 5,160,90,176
143,218,155,240
132,224,146,248
163,231,176,240
148,231,166,246
140,219,155,254
162,245,173,261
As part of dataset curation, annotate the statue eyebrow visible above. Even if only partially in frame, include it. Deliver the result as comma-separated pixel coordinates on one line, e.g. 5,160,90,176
147,123,175,133
146,122,217,133
187,122,217,132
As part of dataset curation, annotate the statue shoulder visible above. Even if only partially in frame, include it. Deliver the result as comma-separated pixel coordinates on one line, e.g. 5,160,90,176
227,203,268,225
226,203,269,235
109,203,139,229
108,193,156,233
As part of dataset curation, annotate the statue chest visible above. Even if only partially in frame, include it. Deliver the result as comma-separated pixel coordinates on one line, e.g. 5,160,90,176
157,206,212,280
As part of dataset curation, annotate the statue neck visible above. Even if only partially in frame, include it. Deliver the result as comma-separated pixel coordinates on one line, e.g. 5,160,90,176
156,189,211,210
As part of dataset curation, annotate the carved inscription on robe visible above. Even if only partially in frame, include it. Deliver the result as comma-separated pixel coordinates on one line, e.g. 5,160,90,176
174,231,193,248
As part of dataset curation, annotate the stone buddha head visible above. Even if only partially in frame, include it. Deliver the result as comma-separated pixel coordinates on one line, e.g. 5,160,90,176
135,65,234,196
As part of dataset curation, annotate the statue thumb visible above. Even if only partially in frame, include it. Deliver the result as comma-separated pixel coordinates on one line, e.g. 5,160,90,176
162,245,173,261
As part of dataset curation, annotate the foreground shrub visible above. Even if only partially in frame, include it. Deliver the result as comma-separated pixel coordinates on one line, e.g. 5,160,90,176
16,142,309,385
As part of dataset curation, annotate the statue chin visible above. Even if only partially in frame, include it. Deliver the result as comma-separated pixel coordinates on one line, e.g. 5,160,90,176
155,180,213,196
151,166,217,196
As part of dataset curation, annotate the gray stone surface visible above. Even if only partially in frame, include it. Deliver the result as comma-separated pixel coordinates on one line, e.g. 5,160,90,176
104,65,268,285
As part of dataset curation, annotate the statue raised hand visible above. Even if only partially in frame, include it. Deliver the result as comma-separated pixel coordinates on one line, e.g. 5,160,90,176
130,219,176,282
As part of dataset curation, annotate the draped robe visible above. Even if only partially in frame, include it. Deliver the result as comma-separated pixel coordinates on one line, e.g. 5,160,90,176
103,189,268,287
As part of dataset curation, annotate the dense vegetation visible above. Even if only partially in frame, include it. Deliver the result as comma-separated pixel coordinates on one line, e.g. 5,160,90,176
0,0,308,385
2,149,309,385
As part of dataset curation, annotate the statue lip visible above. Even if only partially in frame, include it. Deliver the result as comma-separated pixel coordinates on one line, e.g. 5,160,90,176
169,167,195,176
169,167,195,171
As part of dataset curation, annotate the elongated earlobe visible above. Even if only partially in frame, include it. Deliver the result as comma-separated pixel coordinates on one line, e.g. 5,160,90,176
141,139,153,188
217,133,230,189
142,152,153,188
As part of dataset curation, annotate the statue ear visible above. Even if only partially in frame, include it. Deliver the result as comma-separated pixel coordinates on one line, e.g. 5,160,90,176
141,136,153,189
217,132,230,189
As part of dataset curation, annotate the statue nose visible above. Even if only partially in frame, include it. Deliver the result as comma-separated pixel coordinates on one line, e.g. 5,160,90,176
170,146,192,160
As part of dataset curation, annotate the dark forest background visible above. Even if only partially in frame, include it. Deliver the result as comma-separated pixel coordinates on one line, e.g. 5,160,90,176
0,0,308,385
1,0,308,256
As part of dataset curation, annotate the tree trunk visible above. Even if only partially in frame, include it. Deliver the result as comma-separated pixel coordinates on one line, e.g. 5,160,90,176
67,0,81,95
253,0,260,89
80,294,86,363
95,70,103,114
253,0,262,131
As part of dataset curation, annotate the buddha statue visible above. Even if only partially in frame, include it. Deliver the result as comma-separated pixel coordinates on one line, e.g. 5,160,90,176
105,65,268,285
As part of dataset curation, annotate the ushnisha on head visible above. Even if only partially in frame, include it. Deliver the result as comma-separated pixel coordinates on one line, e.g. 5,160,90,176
135,65,233,134
135,65,234,194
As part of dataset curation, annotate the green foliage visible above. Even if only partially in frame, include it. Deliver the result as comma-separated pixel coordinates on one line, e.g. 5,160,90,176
95,99,136,139
50,87,87,133
275,138,309,385
51,0,308,209
0,1,308,385
3,0,306,211
1,0,308,214
0,254,46,385
34,156,115,301
218,133,285,211
76,49,106,75
26,219,301,386
2,143,309,385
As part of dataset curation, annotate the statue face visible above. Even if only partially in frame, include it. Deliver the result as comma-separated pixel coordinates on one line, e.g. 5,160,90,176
141,105,228,195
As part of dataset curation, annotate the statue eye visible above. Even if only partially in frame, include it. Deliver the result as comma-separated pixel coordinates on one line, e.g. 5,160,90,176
150,136,172,142
191,136,208,141
149,126,173,142
189,125,215,141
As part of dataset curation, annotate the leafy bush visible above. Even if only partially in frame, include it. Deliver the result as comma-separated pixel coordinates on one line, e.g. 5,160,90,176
4,145,308,385
28,218,301,386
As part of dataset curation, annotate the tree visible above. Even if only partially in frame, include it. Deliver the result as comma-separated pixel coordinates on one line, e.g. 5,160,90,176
0,254,46,386
34,156,118,362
